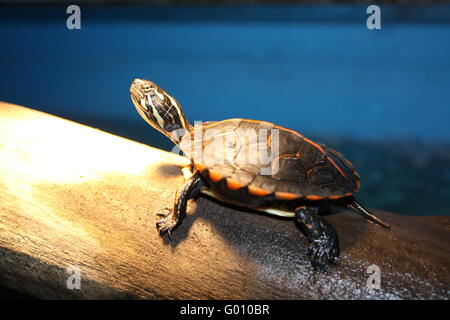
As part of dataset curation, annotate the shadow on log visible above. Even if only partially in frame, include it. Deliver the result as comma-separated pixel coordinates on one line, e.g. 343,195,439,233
0,102,449,299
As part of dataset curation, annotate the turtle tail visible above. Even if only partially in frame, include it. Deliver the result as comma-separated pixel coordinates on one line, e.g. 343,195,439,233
347,197,390,229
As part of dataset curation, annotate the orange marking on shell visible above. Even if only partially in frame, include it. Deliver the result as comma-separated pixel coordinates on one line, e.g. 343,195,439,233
328,158,346,177
344,192,353,197
356,179,361,189
275,192,300,200
305,195,324,201
304,137,326,154
208,169,223,182
328,195,343,200
344,159,354,168
274,125,304,138
303,137,347,178
195,163,205,171
226,178,244,190
276,153,296,160
248,186,270,196
306,165,325,177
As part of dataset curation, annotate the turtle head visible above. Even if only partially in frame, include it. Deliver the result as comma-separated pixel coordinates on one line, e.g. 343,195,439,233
130,78,192,144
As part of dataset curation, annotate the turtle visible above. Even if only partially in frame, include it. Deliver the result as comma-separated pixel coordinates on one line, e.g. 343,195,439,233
130,78,390,270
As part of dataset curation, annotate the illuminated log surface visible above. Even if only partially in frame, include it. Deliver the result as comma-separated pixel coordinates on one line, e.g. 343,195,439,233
0,102,449,300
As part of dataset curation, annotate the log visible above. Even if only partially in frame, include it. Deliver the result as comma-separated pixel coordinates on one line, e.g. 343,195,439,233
0,102,449,300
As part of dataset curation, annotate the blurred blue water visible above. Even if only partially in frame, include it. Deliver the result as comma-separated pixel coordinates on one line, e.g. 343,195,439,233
0,5,449,215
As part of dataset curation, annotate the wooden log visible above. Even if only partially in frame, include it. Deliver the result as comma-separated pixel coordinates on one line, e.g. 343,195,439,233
0,102,449,299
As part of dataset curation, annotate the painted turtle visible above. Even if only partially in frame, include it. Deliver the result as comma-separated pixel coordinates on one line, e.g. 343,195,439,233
130,78,390,270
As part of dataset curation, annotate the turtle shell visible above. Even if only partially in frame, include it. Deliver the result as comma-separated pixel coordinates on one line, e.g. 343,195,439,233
179,119,360,202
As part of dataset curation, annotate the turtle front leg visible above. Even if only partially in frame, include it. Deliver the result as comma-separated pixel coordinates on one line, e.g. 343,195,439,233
157,172,205,239
295,206,340,270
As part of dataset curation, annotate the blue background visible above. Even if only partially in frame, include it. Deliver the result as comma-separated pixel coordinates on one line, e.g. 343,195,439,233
1,4,449,215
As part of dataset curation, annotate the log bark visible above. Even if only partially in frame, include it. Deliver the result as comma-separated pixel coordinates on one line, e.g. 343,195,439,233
0,102,449,299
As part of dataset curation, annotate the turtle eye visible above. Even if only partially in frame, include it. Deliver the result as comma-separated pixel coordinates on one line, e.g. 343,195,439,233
142,83,154,93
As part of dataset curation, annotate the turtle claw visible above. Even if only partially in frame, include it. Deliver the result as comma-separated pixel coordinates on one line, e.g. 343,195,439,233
156,208,178,239
307,235,340,271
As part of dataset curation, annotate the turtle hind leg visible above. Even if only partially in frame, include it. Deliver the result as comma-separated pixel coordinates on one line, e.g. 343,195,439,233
156,172,205,239
295,206,340,270
346,196,390,229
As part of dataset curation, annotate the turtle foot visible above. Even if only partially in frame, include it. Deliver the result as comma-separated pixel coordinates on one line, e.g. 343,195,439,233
156,208,178,239
308,234,340,271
